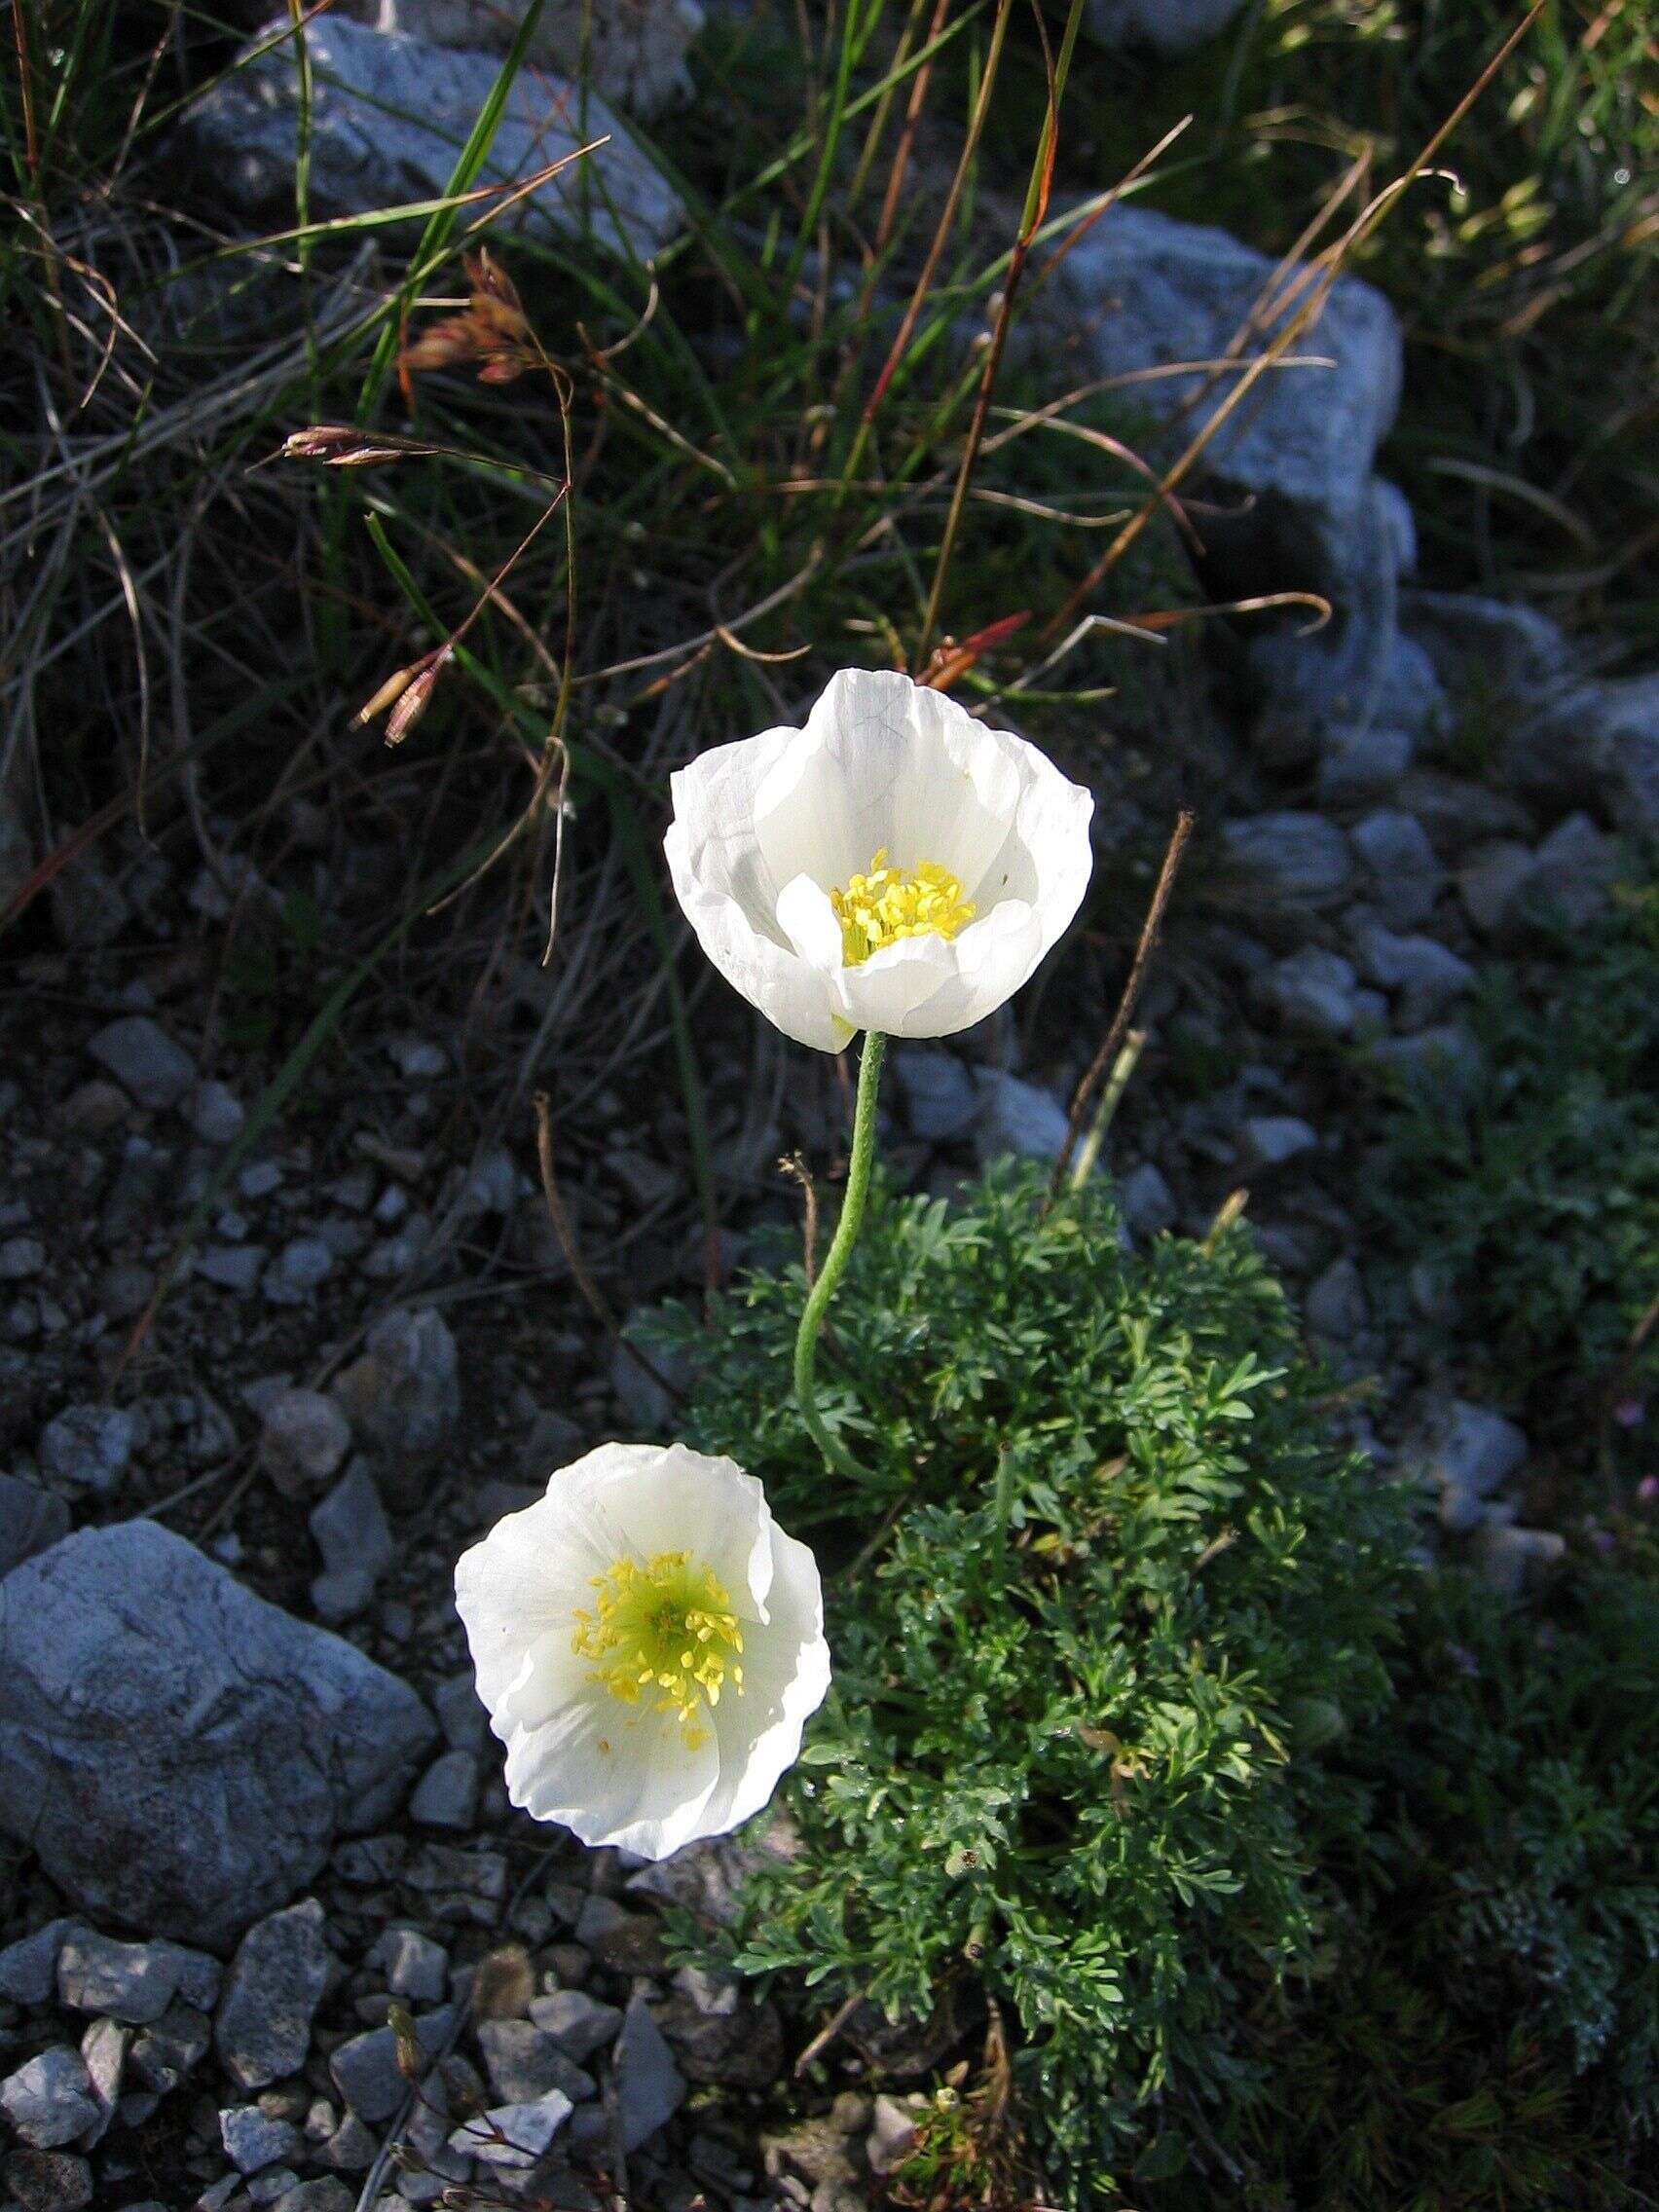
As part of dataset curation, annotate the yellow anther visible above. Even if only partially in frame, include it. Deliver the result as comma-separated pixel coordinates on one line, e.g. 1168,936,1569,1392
571,1551,744,1747
829,848,975,967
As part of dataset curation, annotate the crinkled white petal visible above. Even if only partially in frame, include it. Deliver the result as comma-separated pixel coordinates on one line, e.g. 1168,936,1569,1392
454,1442,830,1859
501,1647,722,1859
573,1442,776,1622
701,1519,830,1835
665,669,1093,1051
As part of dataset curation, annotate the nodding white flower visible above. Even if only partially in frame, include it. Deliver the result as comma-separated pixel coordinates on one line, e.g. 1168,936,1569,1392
665,668,1095,1052
455,1443,830,1860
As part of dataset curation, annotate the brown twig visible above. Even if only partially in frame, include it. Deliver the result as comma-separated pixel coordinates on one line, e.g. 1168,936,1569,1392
794,1989,866,2078
1050,810,1195,1202
779,1153,822,1288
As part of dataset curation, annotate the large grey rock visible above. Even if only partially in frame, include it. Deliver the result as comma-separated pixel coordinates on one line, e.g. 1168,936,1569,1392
0,1473,69,1577
5,2145,94,2212
221,2105,304,2176
1397,768,1534,857
1086,0,1247,52
1418,1399,1528,1502
1241,1116,1318,1168
1472,1522,1565,1600
1516,812,1618,933
215,1899,335,2092
408,1748,480,1831
476,2018,595,2107
339,0,705,119
1118,1161,1176,1236
1315,720,1413,806
1056,206,1423,734
364,1925,448,2005
0,1525,435,1947
181,17,682,262
1457,840,1535,939
77,2016,127,2149
129,2003,211,2094
528,1990,623,2063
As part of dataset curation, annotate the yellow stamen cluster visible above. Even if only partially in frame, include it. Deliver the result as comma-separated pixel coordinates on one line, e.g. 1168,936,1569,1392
571,1551,744,1751
829,848,976,967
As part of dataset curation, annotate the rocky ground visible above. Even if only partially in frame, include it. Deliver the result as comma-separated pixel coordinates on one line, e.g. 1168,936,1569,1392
3,561,1647,2212
4,7,1656,2210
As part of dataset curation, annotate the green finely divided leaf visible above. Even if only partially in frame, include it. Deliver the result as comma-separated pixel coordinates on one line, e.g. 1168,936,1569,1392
643,1161,1659,2205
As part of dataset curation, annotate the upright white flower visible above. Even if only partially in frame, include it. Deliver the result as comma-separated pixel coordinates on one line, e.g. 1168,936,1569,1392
455,1442,830,1860
665,668,1095,1051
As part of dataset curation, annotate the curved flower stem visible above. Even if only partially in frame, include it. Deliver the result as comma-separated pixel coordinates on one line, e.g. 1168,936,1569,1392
793,1030,887,1484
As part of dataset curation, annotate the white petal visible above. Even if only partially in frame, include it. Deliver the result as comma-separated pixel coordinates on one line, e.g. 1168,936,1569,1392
572,1443,776,1622
755,671,1023,896
837,898,1047,1039
775,873,844,974
665,752,846,1053
702,1522,830,1836
454,1484,613,1715
502,1686,721,1858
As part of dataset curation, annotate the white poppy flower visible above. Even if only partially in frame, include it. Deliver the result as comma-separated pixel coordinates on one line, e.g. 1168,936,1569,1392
455,1442,830,1860
665,668,1095,1051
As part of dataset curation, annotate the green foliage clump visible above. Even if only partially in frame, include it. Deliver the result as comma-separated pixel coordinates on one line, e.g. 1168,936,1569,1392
645,1162,1418,2202
1367,866,1659,1462
1226,1565,1659,2211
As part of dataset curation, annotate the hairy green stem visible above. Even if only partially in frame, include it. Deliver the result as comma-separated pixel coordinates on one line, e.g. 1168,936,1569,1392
793,1030,887,1483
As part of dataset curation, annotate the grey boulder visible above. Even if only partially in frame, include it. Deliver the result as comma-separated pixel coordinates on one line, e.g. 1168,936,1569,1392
1055,205,1425,735
180,17,682,262
0,1524,434,1948
335,0,705,121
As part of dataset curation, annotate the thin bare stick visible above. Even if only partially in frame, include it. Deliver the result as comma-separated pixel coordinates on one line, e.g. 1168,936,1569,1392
779,1153,821,1287
1069,1027,1145,1192
1049,810,1194,1203
794,1990,866,2077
